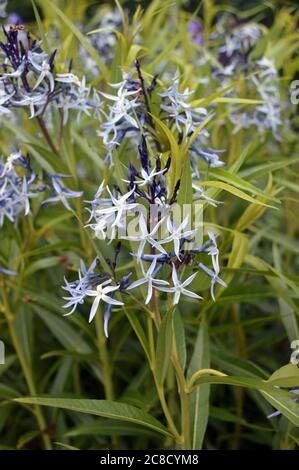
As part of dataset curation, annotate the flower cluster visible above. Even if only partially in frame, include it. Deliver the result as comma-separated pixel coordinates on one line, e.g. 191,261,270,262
97,70,142,165
215,18,262,73
0,150,84,226
159,72,207,134
0,151,39,226
0,21,229,335
206,15,283,138
0,26,103,124
62,254,131,337
42,173,83,211
158,72,225,169
0,25,57,118
64,76,225,335
81,8,122,73
228,57,282,138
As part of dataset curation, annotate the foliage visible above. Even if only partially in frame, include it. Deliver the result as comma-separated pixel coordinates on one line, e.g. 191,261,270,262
0,0,298,450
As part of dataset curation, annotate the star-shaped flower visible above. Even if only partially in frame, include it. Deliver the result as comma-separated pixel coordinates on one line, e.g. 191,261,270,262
122,166,167,187
42,174,83,211
206,231,220,274
127,259,169,304
122,213,167,260
160,216,195,260
15,91,47,119
85,279,123,323
156,264,202,305
95,186,138,228
101,88,140,128
32,60,55,92
198,263,226,301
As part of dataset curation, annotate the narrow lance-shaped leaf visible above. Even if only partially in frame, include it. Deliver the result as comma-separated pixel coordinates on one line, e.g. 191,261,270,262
155,308,173,385
13,397,173,437
173,310,187,371
187,319,210,450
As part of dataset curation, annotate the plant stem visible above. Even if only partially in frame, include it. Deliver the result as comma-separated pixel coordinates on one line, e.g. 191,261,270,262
95,310,114,400
151,293,190,448
147,316,155,362
1,281,52,449
36,115,60,156
147,316,181,443
155,380,182,444
151,289,161,328
171,347,191,449
187,368,227,392
231,304,247,449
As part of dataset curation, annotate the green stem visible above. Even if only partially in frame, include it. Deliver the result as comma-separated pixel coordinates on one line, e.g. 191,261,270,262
187,368,227,392
231,304,247,449
152,289,161,328
147,316,181,443
155,380,182,444
171,346,191,449
147,316,155,362
1,282,52,449
95,310,114,400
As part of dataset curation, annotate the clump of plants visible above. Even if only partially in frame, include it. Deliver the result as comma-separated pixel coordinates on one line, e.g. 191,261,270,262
0,0,298,450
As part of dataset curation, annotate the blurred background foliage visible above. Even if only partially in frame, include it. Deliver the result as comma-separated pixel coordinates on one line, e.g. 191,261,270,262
0,0,299,451
7,0,299,22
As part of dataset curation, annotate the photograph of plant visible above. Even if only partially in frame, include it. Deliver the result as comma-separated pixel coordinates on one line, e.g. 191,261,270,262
0,0,298,451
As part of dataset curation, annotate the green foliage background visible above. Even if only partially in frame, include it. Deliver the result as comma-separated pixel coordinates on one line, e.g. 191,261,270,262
0,0,299,450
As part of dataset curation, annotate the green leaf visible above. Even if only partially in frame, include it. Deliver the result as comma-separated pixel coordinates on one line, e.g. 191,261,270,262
223,232,248,290
240,157,299,179
261,389,299,428
214,97,265,104
187,320,210,450
150,114,181,193
211,346,268,379
13,397,172,437
194,181,277,208
72,130,104,168
39,0,109,80
31,306,91,355
173,310,186,371
177,157,193,206
147,34,183,73
14,308,34,368
189,375,298,397
210,168,278,202
64,420,160,438
35,213,73,238
17,430,42,450
272,244,299,342
23,256,61,277
190,81,240,108
54,442,80,450
0,384,20,399
246,255,299,324
155,308,173,385
125,309,151,363
30,0,50,54
24,142,64,173
267,364,299,387
0,355,17,378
